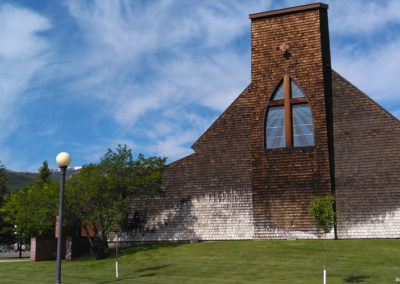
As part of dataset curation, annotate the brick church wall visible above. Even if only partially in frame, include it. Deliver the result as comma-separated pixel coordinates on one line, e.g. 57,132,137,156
249,5,334,239
121,87,255,242
332,71,400,238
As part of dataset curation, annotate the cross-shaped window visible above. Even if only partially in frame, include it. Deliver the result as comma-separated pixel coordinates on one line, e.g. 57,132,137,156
265,75,314,149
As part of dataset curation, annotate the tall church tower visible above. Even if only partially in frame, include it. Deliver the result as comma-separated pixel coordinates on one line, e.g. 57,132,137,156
249,4,335,239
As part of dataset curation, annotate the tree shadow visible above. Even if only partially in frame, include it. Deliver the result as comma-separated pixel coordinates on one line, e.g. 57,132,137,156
119,195,200,244
344,275,371,283
139,273,156,278
134,264,171,273
120,242,185,256
95,265,168,283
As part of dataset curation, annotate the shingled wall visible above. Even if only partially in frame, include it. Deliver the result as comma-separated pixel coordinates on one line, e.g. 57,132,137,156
121,87,255,242
115,4,400,244
249,4,334,239
332,71,400,238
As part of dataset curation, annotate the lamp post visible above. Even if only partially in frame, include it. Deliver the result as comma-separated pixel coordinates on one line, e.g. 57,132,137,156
55,152,71,284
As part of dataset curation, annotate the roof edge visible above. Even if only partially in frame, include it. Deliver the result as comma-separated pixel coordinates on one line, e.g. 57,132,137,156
249,3,328,20
332,69,400,124
191,84,251,152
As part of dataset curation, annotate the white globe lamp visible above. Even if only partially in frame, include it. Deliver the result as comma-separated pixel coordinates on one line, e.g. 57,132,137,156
56,152,71,168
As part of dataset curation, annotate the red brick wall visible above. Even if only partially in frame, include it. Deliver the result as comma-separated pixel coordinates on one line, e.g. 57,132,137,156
30,236,90,261
249,6,334,239
30,237,57,261
332,71,400,238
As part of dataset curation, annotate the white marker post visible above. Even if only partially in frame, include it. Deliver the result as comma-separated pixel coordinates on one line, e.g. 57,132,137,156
115,260,119,278
115,234,119,278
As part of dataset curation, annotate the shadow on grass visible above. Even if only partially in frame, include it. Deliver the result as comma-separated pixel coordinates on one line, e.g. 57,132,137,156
139,273,156,278
95,263,171,283
344,275,371,283
96,275,152,283
95,270,160,283
135,264,171,273
120,242,186,256
76,242,187,261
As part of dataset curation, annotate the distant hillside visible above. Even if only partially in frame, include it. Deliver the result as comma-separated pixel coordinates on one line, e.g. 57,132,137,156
50,167,81,181
6,167,81,193
7,171,38,193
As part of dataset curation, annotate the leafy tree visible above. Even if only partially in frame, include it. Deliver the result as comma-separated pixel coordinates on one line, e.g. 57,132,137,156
65,145,166,260
0,161,15,245
308,195,335,284
2,182,59,237
1,162,60,244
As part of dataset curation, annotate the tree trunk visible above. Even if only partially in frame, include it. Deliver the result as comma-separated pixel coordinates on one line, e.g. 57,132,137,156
91,222,108,259
18,234,22,258
83,225,93,248
18,241,22,258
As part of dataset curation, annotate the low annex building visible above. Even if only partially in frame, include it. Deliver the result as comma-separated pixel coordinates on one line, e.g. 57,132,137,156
122,3,400,243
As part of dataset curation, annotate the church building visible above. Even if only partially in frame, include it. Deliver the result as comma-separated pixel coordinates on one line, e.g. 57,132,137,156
123,3,400,243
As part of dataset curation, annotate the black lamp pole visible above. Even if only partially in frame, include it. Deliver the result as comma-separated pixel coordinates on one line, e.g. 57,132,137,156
55,152,70,284
55,165,66,284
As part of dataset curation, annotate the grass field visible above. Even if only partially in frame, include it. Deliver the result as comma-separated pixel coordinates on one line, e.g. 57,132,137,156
0,239,398,283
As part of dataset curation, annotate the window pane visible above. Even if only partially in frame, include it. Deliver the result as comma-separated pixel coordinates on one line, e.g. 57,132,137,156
266,106,285,148
291,80,305,98
271,82,284,100
292,104,314,146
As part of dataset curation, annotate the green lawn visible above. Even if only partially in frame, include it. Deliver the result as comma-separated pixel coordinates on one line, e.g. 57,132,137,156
0,239,398,283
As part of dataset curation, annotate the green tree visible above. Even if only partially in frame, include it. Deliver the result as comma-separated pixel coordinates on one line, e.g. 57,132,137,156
2,182,59,237
65,145,166,260
38,160,52,184
0,161,15,245
1,162,60,245
308,195,335,284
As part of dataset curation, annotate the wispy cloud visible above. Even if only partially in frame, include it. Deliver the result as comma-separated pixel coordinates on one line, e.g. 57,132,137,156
0,3,52,169
333,36,400,102
60,0,266,160
0,4,51,126
329,0,400,115
329,0,400,35
1,0,399,171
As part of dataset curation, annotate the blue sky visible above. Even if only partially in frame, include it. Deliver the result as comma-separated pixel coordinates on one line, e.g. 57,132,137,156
1,0,400,172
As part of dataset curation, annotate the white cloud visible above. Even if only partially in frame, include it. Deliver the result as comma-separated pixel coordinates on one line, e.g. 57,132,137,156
63,0,260,110
155,51,250,112
332,35,400,107
0,4,51,59
3,0,399,171
0,3,52,167
59,0,266,160
329,0,400,35
152,130,198,160
63,0,400,162
282,0,400,35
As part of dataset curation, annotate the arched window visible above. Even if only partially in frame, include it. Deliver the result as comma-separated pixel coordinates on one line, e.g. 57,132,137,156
266,75,314,149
